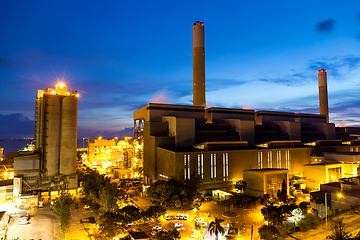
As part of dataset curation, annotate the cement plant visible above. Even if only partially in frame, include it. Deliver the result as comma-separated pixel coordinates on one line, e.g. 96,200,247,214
0,21,360,240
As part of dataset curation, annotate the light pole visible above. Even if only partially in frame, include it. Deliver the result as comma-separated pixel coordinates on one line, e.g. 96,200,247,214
325,192,328,238
82,137,85,154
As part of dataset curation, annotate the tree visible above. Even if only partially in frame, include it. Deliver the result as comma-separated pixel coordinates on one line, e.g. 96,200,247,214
298,213,320,232
146,173,201,209
153,229,181,240
277,179,288,203
194,222,203,239
2,151,20,166
234,180,247,193
261,202,285,226
299,201,310,214
97,211,124,239
52,190,74,239
98,181,121,214
326,219,352,240
261,194,270,205
144,205,165,222
208,218,225,240
258,224,279,240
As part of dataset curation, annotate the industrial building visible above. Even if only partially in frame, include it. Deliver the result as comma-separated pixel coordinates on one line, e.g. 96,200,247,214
13,83,79,196
134,21,360,195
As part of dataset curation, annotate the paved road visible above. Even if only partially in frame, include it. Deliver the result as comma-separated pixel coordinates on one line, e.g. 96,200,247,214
5,204,91,240
6,207,60,240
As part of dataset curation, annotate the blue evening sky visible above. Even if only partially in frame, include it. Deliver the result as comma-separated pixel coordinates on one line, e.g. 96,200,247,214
1,1,360,139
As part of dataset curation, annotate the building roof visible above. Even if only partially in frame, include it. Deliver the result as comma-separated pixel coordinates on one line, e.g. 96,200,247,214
0,179,13,187
243,168,288,173
304,162,342,166
129,231,150,240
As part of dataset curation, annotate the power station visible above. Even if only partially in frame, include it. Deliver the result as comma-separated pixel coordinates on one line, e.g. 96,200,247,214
14,83,78,195
134,21,360,196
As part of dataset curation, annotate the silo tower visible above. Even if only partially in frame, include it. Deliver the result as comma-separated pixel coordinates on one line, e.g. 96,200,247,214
34,83,78,177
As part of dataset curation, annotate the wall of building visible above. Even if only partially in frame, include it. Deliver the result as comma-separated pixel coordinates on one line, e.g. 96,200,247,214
162,116,195,148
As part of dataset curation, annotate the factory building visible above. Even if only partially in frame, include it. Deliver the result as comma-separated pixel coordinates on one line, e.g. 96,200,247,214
134,103,360,192
133,21,360,195
13,84,78,195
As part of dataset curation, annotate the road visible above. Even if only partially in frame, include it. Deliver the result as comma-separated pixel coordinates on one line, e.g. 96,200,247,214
5,203,91,240
6,207,60,240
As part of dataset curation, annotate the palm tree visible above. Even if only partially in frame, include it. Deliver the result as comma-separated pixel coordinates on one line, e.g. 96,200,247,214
326,219,352,240
194,222,203,239
208,218,225,240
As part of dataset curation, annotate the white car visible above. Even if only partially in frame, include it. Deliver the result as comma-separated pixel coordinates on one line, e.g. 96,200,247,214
174,222,183,228
18,217,29,225
152,225,162,231
194,218,204,222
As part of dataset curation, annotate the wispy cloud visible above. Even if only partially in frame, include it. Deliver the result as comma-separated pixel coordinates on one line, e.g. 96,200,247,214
316,19,336,32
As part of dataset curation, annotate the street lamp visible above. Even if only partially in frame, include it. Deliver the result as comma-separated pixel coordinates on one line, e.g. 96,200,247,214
325,192,328,238
83,137,85,154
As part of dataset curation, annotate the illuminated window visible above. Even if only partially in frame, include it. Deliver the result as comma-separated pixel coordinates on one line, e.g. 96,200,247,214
223,153,229,181
184,155,191,180
268,151,273,168
211,153,217,179
258,152,263,169
285,150,290,170
350,147,354,152
277,151,281,168
198,154,204,179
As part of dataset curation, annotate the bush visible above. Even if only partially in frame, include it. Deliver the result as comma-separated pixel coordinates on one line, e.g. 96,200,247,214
298,213,320,231
258,225,279,240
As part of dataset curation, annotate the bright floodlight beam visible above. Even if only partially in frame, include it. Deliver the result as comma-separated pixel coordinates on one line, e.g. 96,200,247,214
318,69,329,123
193,21,205,107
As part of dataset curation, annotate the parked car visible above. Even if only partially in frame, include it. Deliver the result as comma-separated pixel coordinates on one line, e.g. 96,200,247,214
164,214,170,221
193,218,204,223
152,225,162,231
174,222,183,228
176,213,181,220
18,216,30,225
183,214,189,220
177,226,185,231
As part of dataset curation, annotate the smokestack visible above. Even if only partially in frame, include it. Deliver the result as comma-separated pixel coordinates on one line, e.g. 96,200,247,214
193,21,205,107
318,69,329,123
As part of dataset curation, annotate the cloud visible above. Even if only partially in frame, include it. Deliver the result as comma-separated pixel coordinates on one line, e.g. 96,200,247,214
77,127,133,139
0,58,21,67
316,19,335,32
307,55,360,79
0,114,33,139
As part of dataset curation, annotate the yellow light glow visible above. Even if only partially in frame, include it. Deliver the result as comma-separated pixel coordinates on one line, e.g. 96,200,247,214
51,91,56,94
337,193,342,198
76,94,79,98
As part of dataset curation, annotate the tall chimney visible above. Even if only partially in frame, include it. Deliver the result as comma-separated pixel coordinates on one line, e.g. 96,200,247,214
193,21,205,107
318,69,329,123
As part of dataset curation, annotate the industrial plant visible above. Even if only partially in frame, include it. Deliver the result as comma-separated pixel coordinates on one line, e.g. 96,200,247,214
134,21,360,208
12,84,79,200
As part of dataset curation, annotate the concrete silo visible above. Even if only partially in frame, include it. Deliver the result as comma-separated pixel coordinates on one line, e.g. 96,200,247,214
34,83,78,179
44,94,61,176
59,92,78,175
